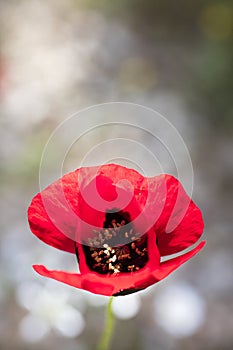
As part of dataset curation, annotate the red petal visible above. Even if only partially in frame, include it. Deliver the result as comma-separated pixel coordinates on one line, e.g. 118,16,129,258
33,265,115,296
133,241,205,290
28,164,146,252
32,264,152,296
28,170,81,253
148,175,204,256
97,164,144,188
153,241,206,281
78,176,146,245
33,265,83,289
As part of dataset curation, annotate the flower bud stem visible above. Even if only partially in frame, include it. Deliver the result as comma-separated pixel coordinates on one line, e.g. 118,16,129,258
97,296,115,350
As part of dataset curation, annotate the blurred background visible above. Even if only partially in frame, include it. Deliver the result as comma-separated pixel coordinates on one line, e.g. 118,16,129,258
0,0,233,349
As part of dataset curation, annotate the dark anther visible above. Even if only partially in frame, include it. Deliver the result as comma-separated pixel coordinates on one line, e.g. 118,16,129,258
83,209,148,275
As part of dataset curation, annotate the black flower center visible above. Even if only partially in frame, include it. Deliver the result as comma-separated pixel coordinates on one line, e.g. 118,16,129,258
81,209,148,274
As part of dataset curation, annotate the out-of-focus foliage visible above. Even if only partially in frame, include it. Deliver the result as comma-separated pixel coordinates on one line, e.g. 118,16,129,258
75,0,233,133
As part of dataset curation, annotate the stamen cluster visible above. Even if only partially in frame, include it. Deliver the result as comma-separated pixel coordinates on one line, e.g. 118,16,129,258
83,211,148,274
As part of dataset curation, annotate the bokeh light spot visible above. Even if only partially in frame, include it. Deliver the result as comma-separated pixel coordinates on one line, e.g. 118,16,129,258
16,281,43,311
19,314,50,343
112,294,141,320
153,283,206,338
54,306,85,338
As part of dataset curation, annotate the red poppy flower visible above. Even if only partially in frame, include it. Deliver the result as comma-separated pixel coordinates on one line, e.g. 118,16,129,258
28,164,205,296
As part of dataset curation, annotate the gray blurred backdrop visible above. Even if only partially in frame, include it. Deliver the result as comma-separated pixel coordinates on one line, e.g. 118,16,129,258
0,1,233,350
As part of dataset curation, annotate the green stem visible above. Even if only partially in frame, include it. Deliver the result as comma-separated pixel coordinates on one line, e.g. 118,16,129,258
97,296,115,350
